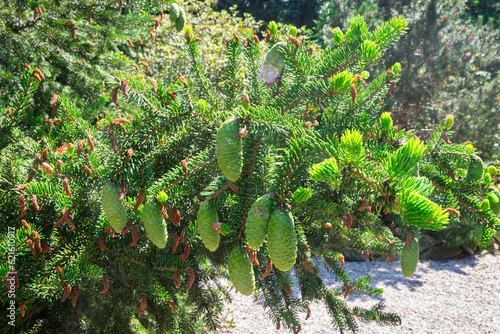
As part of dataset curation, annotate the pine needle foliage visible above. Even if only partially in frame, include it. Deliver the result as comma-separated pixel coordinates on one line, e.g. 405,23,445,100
1,11,499,334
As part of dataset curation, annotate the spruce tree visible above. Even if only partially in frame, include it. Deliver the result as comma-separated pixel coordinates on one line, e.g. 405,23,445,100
1,8,499,334
314,0,500,159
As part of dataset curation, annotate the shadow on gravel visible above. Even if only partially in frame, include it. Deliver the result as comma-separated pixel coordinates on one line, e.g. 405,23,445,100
307,254,487,303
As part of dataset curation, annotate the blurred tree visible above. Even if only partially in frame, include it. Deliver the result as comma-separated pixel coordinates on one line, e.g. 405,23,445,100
216,0,323,29
314,0,500,160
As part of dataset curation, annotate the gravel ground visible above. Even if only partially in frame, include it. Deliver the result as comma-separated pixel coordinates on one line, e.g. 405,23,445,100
220,253,500,333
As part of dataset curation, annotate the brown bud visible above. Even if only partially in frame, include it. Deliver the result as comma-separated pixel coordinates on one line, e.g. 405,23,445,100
87,135,95,151
110,133,119,155
32,231,42,253
385,70,395,77
386,253,394,265
138,37,143,45
350,85,357,105
127,39,135,47
53,119,62,126
63,177,72,198
134,188,145,212
19,194,26,217
41,162,53,175
119,0,123,12
98,236,105,250
104,227,115,238
56,160,64,170
138,293,147,318
305,121,312,129
183,242,191,259
160,203,169,220
16,184,26,191
225,38,230,47
19,299,26,317
119,179,127,200
238,127,247,138
344,283,351,299
167,300,177,313
337,254,345,269
42,240,50,253
56,266,63,274
364,251,370,262
168,91,175,101
303,254,314,274
276,320,280,330
101,276,109,294
130,224,138,247
186,268,195,291
171,207,181,227
111,86,119,106
61,283,71,302
171,237,180,254
126,148,133,162
232,32,240,44
284,284,292,298
22,220,29,230
444,207,460,217
253,295,259,303
83,164,92,175
77,139,84,157
71,285,79,308
181,159,188,173
346,214,353,233
441,132,452,144
121,78,129,97
121,220,132,234
263,258,273,278
266,30,271,43
308,45,314,56
173,269,180,287
252,34,260,44
53,217,65,228
63,209,76,229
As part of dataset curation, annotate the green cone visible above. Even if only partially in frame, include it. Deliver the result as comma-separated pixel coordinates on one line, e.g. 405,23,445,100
487,190,500,215
267,208,297,271
143,200,168,249
228,247,255,296
246,194,276,250
216,117,242,182
401,239,419,278
198,201,220,251
169,4,180,22
101,182,127,233
175,8,186,32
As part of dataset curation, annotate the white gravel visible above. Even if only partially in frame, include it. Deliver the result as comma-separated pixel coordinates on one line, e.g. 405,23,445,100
219,253,500,333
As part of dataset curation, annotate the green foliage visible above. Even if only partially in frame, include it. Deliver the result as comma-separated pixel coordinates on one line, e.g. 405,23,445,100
0,9,499,334
314,0,500,160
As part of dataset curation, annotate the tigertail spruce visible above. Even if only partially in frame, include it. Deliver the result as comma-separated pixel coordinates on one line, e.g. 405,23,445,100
198,200,220,251
246,194,276,250
267,207,297,272
143,199,168,249
228,247,255,296
101,182,128,233
216,117,243,182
